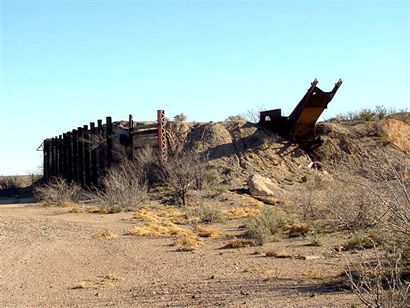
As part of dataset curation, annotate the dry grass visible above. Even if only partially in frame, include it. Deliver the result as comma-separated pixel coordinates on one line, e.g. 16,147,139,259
86,207,110,214
173,232,203,251
225,207,261,219
72,273,120,290
187,202,225,224
221,238,256,249
265,249,292,258
285,223,311,237
127,221,190,237
72,281,89,290
244,266,281,278
193,225,220,238
34,178,82,206
94,230,118,239
133,207,187,224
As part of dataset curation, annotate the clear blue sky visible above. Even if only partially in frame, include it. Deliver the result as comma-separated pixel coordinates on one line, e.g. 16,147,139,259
1,0,409,175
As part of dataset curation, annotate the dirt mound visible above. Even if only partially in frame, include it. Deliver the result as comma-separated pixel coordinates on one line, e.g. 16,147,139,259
387,112,410,125
380,118,410,155
167,113,409,192
168,121,312,187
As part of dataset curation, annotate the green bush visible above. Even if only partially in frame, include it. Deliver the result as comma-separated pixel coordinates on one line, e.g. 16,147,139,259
245,207,291,245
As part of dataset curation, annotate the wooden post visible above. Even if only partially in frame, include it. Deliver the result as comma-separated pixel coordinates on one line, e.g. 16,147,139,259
106,116,113,167
90,122,98,187
72,130,78,183
77,127,84,186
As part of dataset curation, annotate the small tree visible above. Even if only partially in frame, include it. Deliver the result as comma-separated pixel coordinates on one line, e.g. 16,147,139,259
162,151,209,205
174,113,187,122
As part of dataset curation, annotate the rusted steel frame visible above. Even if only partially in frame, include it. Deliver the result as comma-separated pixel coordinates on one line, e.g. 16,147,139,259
287,79,319,125
128,114,134,160
157,110,167,162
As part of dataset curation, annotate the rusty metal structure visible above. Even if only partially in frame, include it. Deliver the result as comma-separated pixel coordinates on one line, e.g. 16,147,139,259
41,110,167,187
259,79,342,142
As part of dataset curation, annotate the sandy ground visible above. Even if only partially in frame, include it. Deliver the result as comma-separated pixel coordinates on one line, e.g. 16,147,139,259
0,204,359,307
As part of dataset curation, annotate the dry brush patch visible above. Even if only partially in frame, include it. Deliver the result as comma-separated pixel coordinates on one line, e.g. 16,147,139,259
34,178,83,206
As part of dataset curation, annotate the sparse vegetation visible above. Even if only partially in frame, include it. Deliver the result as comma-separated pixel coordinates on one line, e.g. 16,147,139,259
333,105,408,122
173,232,203,251
245,207,290,245
0,176,22,196
221,238,255,249
173,113,188,122
187,202,225,224
92,159,147,209
161,151,216,205
34,177,82,205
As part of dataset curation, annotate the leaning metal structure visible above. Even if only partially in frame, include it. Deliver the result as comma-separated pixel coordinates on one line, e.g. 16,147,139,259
259,79,342,142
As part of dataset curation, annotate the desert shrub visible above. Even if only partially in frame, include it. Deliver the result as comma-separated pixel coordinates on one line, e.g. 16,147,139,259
337,149,410,306
93,159,147,208
173,113,187,122
358,109,376,121
324,179,382,230
333,105,403,122
0,176,22,196
187,202,225,224
133,146,163,186
34,177,82,205
344,231,376,251
346,247,410,307
225,115,245,122
305,232,322,247
202,169,222,189
245,207,290,245
162,151,212,205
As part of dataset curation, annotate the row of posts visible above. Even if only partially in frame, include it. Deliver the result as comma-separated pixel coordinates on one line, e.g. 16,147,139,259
43,116,114,188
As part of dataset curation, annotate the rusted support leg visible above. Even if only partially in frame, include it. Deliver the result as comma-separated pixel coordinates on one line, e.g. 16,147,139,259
128,114,134,160
157,110,167,162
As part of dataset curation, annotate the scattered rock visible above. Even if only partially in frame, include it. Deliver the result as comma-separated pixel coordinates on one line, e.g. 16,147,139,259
248,174,284,197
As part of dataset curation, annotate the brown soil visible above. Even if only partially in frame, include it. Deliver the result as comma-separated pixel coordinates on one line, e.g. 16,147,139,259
0,204,358,307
